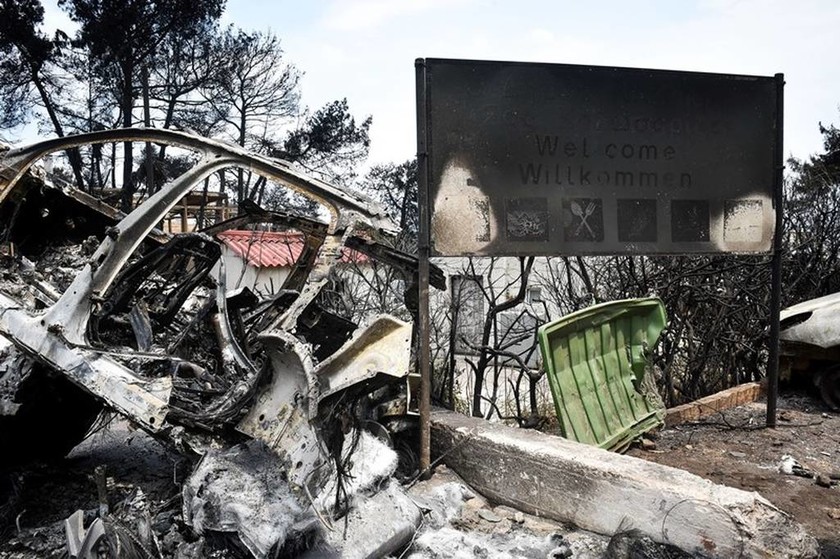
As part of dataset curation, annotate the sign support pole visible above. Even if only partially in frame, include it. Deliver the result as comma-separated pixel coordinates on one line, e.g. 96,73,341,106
766,73,785,428
415,59,432,478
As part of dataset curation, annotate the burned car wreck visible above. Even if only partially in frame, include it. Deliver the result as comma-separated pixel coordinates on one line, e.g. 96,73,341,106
779,292,840,410
0,128,443,557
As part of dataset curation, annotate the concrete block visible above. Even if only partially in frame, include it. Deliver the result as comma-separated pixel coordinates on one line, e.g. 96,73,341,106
431,408,818,558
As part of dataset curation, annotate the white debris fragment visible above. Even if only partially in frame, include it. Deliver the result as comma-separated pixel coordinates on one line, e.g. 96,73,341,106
404,527,594,559
325,481,422,559
314,429,399,512
779,454,798,474
182,440,318,558
409,481,475,528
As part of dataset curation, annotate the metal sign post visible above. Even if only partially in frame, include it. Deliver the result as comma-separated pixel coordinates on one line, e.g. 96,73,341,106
766,73,785,428
415,59,432,478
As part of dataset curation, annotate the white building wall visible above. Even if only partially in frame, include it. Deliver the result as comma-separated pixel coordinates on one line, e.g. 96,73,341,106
218,246,290,297
428,256,568,419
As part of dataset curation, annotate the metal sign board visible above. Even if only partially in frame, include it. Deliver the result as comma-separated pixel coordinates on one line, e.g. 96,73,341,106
418,58,780,256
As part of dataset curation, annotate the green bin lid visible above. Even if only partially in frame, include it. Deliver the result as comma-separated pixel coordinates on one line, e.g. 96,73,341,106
538,297,667,451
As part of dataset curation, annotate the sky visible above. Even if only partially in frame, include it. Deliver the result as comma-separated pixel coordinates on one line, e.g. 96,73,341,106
36,0,840,168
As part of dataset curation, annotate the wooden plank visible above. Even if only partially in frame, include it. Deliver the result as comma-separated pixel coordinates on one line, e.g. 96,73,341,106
665,381,767,427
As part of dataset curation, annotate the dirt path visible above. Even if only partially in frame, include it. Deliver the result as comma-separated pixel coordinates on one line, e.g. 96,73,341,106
628,393,840,557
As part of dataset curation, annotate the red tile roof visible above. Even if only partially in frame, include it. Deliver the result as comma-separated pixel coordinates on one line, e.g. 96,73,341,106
217,230,367,268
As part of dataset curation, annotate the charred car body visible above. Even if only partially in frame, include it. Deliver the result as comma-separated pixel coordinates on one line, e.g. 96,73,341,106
779,292,840,410
0,128,442,556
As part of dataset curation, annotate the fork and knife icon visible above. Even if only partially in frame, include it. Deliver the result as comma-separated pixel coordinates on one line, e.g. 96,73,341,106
570,200,597,238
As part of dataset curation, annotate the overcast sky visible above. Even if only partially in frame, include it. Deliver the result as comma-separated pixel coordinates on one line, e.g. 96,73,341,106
38,0,840,167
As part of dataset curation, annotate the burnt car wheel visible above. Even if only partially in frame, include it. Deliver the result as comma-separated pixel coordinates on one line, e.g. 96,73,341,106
818,365,840,411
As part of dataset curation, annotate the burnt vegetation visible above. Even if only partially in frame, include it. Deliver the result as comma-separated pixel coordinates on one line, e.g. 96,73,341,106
0,0,371,214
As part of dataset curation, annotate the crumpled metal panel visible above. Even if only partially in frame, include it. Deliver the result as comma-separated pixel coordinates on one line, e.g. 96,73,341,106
236,330,326,490
538,297,667,451
314,315,412,399
237,316,412,489
64,510,108,559
0,291,171,430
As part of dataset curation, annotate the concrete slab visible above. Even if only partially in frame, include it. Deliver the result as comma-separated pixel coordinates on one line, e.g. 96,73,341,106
431,408,818,558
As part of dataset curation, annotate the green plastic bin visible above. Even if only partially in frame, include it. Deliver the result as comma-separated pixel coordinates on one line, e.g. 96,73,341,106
538,297,667,451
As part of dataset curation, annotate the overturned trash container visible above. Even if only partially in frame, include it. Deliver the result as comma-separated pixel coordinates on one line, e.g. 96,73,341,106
538,297,667,452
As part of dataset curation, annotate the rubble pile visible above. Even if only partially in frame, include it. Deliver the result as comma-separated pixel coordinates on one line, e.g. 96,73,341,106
0,239,97,311
5,129,820,559
3,424,704,559
404,469,694,559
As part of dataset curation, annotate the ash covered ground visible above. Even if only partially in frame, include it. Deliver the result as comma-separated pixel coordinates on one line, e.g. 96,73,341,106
629,393,840,557
0,417,700,559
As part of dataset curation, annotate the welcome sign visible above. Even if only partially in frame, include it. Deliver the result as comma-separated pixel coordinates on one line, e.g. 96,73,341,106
417,59,780,256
